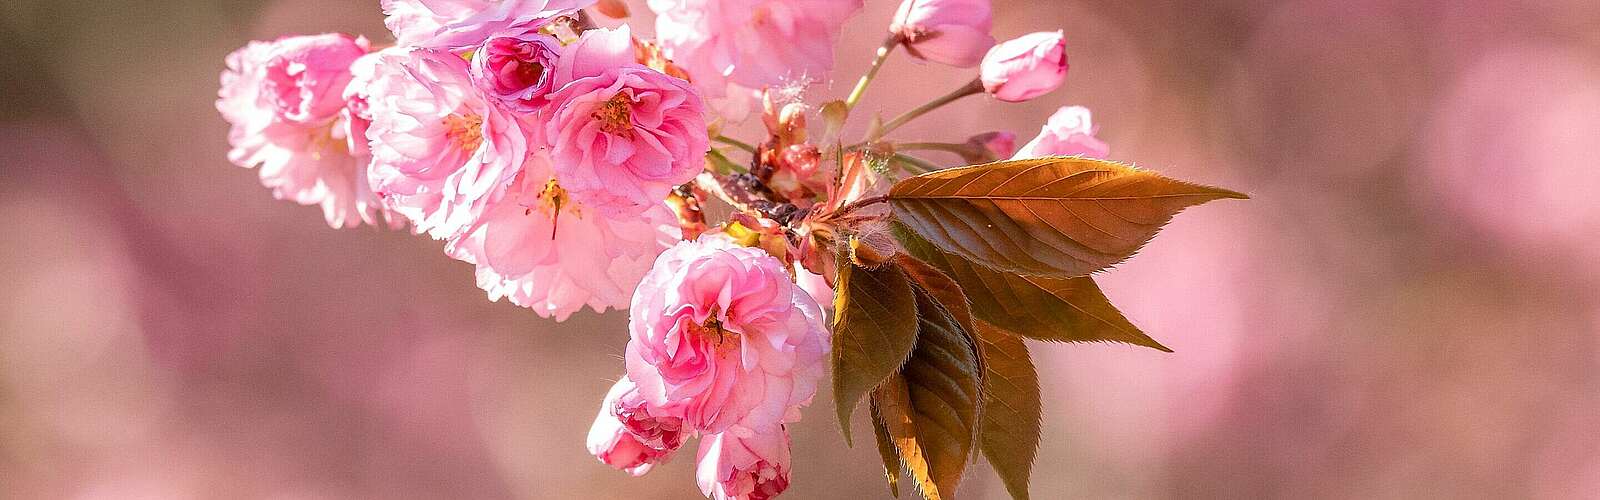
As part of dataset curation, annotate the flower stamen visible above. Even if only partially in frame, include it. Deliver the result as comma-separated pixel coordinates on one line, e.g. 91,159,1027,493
593,92,635,137
444,113,484,151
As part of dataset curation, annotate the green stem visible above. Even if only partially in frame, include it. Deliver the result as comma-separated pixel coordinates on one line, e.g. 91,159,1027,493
713,135,757,154
706,149,746,174
845,34,903,110
869,79,984,142
893,153,940,173
896,142,978,156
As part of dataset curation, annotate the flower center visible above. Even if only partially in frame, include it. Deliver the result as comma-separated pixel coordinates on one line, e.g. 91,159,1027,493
689,313,738,351
592,92,634,136
444,113,484,151
527,178,575,239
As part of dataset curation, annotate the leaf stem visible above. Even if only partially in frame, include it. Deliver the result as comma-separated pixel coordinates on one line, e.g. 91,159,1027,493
713,135,757,154
892,153,940,173
869,79,984,142
896,142,977,156
830,195,891,220
706,149,746,174
845,34,903,110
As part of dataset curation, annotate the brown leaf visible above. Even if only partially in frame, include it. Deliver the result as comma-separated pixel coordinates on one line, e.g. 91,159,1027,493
894,255,976,335
889,157,1247,277
975,322,1042,500
895,224,1171,351
874,376,939,500
871,399,903,498
871,289,984,500
832,259,920,444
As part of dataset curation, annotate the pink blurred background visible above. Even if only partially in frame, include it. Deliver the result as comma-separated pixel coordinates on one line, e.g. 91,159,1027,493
3,0,1599,498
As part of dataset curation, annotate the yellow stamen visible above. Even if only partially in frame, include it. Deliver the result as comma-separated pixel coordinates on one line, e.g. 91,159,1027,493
592,92,635,136
444,113,484,151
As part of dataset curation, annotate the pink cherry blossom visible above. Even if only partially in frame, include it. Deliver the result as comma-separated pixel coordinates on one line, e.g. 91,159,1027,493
218,34,393,229
696,429,792,500
649,0,862,98
539,27,710,217
444,155,681,321
981,30,1068,102
588,378,677,476
890,0,996,68
625,236,828,434
1012,105,1110,159
364,48,530,239
469,30,562,112
381,0,594,50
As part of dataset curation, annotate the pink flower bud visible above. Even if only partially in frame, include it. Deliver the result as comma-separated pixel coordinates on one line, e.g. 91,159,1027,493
696,429,792,500
981,30,1068,103
962,131,1016,162
1012,105,1109,159
587,413,671,476
470,31,561,112
890,0,996,68
588,377,679,476
609,378,687,451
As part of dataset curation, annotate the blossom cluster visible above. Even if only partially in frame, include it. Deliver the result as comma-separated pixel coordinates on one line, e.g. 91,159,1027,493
218,0,1107,497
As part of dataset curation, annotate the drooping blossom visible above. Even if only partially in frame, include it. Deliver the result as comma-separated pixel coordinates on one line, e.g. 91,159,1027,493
539,27,711,217
589,377,678,476
696,429,792,500
625,236,829,434
890,0,995,68
649,0,863,100
445,155,681,320
470,30,563,112
381,0,594,50
606,376,688,451
218,34,393,228
1012,105,1109,159
981,30,1068,102
364,48,530,239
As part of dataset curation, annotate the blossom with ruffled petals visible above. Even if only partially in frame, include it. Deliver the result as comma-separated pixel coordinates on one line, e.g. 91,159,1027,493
470,30,562,112
625,236,828,434
364,48,530,239
981,30,1068,102
445,155,681,320
588,377,679,476
890,0,995,68
539,27,710,217
381,0,594,50
1012,105,1109,159
649,0,862,100
696,429,791,500
218,34,393,228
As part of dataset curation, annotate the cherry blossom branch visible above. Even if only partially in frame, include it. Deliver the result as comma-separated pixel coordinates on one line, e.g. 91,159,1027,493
868,78,984,142
844,34,904,110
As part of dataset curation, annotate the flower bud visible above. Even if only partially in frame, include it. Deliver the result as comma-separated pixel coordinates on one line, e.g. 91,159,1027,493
981,30,1068,102
962,131,1017,163
696,430,792,500
470,31,561,112
890,0,996,68
588,378,678,476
